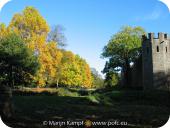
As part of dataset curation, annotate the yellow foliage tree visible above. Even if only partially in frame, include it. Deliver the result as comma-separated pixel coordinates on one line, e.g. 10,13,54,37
59,51,92,88
46,42,63,86
7,6,92,88
0,23,10,38
8,6,60,87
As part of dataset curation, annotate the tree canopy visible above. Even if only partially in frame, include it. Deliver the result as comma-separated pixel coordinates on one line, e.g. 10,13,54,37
59,50,92,88
0,6,93,88
102,26,145,86
0,33,39,86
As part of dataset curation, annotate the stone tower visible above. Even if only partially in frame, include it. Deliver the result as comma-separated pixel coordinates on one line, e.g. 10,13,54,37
142,33,170,89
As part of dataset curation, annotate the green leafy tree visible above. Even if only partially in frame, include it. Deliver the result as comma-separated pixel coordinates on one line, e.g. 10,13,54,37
102,26,145,86
0,33,39,87
104,71,119,88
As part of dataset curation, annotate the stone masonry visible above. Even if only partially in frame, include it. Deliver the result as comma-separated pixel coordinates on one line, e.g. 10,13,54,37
142,33,170,89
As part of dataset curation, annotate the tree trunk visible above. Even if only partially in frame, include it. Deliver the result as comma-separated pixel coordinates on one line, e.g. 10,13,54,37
0,85,13,120
9,65,14,88
0,65,14,120
123,59,131,87
56,79,59,88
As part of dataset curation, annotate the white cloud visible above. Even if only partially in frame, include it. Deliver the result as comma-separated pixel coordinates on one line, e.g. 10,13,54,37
0,0,11,12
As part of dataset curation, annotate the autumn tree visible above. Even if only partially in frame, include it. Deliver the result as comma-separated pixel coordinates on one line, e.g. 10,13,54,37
0,23,9,38
8,6,55,86
59,51,79,87
46,42,63,87
7,6,92,88
8,6,49,41
59,50,92,88
102,26,145,86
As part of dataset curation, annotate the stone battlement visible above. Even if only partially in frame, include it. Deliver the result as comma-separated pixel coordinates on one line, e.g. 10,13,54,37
143,33,168,41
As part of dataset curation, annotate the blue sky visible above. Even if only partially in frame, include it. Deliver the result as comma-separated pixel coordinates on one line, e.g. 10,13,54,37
0,0,170,76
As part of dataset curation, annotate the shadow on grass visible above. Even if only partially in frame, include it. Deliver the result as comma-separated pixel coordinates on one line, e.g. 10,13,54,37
4,88,170,128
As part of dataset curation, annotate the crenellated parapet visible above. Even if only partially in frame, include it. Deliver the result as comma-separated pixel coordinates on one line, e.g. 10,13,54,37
142,33,168,41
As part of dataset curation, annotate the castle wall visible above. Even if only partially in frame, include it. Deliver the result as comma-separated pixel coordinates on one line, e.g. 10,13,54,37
142,34,153,89
152,37,166,88
142,33,170,89
131,56,143,87
165,38,170,89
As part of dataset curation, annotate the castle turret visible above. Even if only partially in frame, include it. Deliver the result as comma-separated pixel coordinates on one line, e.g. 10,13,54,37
142,32,170,89
142,33,153,89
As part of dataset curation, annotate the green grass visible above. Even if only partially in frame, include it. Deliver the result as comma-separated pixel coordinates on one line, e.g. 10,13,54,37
6,88,170,128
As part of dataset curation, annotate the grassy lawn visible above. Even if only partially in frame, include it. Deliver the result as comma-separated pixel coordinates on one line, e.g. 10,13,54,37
4,88,170,128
